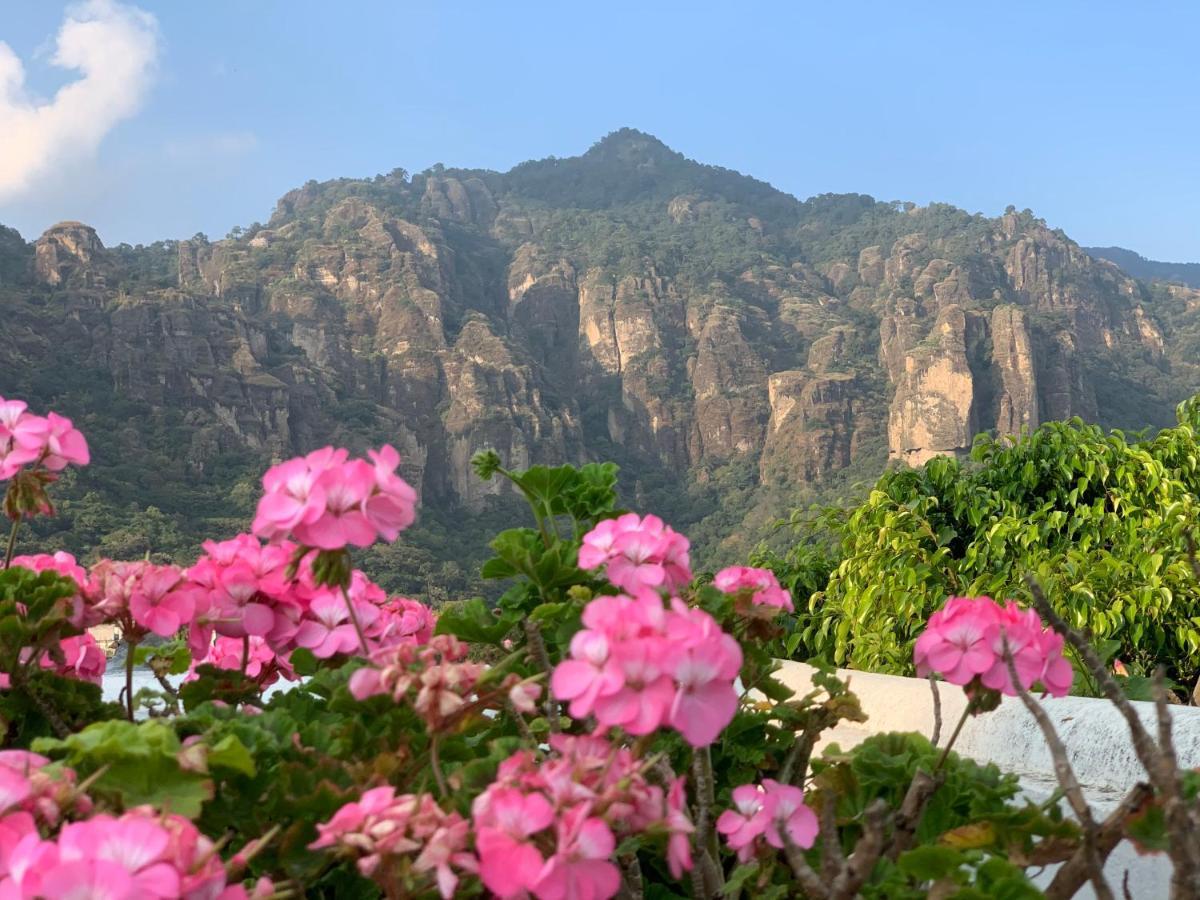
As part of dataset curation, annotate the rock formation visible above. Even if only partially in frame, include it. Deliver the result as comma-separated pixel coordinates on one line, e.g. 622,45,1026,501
1,131,1196,557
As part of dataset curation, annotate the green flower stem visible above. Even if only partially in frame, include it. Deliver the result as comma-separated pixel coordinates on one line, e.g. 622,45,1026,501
340,583,371,657
125,636,139,721
934,703,973,772
3,517,19,568
429,735,449,798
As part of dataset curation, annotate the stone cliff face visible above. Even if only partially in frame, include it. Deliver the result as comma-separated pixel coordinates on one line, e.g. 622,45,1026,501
2,132,1196,547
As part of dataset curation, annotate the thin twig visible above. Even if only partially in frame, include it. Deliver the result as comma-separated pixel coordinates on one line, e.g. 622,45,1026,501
779,727,817,786
3,517,18,568
928,673,943,747
507,701,540,751
429,736,449,798
617,853,644,900
886,769,939,860
1001,636,1114,900
124,638,138,721
819,791,845,881
829,799,891,900
523,619,560,732
1026,575,1200,893
1045,782,1153,899
781,828,831,900
1153,669,1200,897
339,583,371,657
1025,578,1161,778
934,703,972,771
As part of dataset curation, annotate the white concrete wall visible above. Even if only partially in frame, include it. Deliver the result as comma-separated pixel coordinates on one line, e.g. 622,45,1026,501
774,662,1200,899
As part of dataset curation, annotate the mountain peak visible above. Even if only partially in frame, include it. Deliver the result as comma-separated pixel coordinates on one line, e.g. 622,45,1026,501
583,128,680,164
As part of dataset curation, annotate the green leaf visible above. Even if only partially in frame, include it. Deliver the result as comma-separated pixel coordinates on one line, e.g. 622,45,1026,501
289,647,319,676
434,597,518,644
34,719,212,817
898,845,965,880
207,734,256,777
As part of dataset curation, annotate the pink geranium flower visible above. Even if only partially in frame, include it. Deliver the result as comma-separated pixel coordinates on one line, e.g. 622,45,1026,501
252,448,343,540
9,551,86,589
913,596,1000,686
292,591,375,658
714,565,794,614
39,413,90,471
915,596,1074,699
364,445,418,541
56,815,181,898
128,565,193,637
577,513,692,594
253,445,418,550
718,780,818,860
552,589,742,747
42,634,107,685
533,805,620,900
412,817,478,899
551,629,623,720
716,784,771,860
760,779,819,851
473,788,555,898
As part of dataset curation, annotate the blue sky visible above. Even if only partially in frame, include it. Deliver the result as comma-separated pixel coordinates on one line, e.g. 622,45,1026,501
1,1,1198,260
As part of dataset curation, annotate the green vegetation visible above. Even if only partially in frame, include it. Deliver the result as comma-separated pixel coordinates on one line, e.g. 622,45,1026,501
761,395,1200,686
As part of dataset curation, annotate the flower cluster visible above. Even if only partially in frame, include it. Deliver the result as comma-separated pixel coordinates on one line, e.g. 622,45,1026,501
2,751,272,899
1,808,271,899
577,513,692,594
252,445,417,550
310,787,476,898
552,591,742,747
914,596,1073,699
189,635,295,687
713,565,794,616
83,560,194,639
348,634,488,731
472,734,693,899
0,751,92,829
3,553,105,688
182,533,435,682
8,552,87,588
0,397,89,483
716,779,819,861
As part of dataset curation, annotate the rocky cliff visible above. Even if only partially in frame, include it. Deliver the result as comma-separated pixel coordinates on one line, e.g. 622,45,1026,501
2,130,1198,569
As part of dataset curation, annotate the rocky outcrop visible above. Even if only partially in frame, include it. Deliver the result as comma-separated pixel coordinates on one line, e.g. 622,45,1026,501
760,371,860,484
689,307,768,460
887,305,979,466
421,175,498,226
34,222,110,288
991,306,1039,437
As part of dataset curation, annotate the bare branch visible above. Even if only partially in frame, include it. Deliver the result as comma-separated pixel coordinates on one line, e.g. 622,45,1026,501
617,853,644,900
1045,782,1153,900
928,673,943,747
523,619,560,732
819,791,845,881
1154,671,1200,897
1024,577,1162,780
781,829,831,900
886,769,939,860
829,799,891,900
1001,636,1114,900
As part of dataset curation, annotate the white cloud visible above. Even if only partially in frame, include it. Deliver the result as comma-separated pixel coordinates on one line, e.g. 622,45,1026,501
164,130,258,162
0,0,159,202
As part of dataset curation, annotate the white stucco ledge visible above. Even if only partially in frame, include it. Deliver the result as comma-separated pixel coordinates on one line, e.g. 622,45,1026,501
774,661,1200,898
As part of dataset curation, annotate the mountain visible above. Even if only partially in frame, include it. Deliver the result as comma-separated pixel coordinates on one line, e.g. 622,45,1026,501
3,129,1200,593
1085,246,1200,289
